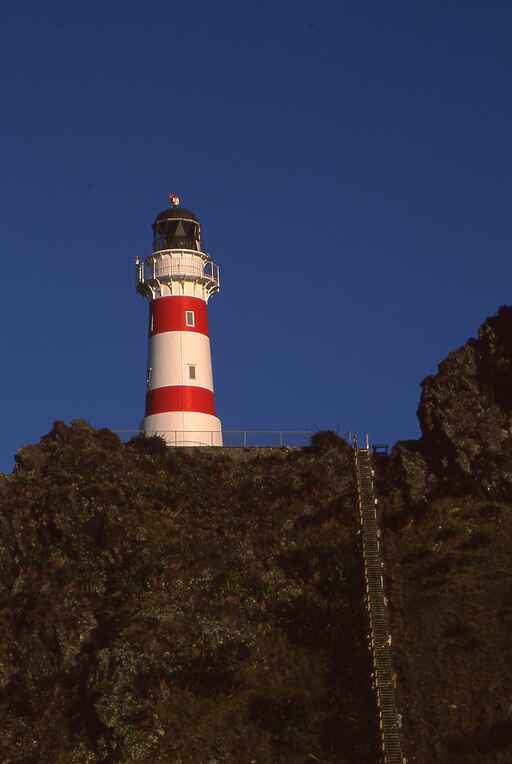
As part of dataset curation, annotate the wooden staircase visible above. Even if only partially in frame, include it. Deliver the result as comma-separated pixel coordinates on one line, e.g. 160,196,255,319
354,437,405,764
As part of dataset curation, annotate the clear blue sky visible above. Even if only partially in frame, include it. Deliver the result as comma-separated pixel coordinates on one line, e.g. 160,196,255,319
1,1,511,471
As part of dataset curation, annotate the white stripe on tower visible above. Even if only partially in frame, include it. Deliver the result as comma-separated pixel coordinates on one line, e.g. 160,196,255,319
148,332,214,392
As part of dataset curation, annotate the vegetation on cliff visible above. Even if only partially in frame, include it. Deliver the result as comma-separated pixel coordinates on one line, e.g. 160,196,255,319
382,492,512,763
0,425,377,763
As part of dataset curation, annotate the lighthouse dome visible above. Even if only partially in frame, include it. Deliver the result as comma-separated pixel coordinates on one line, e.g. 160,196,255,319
153,206,200,224
152,205,202,252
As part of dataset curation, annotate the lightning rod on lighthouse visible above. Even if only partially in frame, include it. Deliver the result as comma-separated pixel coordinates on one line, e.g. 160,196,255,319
135,195,223,446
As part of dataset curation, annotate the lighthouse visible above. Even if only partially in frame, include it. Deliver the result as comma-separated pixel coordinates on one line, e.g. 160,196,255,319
135,195,223,446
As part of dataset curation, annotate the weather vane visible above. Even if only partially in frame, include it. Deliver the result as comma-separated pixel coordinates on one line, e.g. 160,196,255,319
168,192,181,207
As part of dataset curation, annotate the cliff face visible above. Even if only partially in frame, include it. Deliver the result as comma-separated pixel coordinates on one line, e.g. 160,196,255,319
0,427,378,763
2,305,512,764
384,494,512,764
379,305,512,763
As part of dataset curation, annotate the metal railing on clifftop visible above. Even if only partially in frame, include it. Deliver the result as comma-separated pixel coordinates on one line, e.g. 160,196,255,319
112,429,354,448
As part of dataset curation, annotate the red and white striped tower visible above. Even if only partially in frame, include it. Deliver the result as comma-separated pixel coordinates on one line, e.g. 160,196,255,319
135,194,222,446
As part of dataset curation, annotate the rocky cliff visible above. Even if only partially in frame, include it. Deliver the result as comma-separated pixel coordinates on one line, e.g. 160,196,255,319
0,427,377,763
378,305,512,763
1,305,512,763
389,305,512,505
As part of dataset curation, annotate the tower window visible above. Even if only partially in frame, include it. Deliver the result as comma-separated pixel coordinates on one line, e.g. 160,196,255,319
188,365,196,380
186,310,195,327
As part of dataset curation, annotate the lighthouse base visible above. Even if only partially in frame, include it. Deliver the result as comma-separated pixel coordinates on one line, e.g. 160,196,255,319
144,411,223,447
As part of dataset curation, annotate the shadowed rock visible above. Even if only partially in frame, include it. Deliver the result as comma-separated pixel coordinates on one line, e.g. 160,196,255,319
390,305,512,503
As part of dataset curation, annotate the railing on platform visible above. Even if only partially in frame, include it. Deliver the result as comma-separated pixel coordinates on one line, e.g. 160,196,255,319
136,249,220,291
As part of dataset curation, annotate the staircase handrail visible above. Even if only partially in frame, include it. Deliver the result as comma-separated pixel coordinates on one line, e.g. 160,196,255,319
354,443,406,764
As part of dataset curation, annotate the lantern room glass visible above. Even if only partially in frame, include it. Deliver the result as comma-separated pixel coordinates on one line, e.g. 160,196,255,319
153,219,201,252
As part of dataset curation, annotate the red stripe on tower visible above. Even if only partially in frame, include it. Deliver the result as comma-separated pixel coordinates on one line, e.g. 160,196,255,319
145,386,216,416
150,295,209,336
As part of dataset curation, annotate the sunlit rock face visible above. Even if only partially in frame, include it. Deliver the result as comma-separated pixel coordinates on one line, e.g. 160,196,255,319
391,306,512,503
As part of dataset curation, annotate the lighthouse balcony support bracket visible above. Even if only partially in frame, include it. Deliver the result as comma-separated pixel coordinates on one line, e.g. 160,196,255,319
136,248,220,301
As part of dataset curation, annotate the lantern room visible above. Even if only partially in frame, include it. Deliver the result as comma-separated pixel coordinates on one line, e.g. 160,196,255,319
152,206,201,252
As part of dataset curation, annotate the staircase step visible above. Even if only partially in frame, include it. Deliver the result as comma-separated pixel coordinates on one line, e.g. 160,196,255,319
354,455,404,763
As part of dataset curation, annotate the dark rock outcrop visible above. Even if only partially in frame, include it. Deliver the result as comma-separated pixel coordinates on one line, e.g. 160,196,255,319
390,306,512,503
